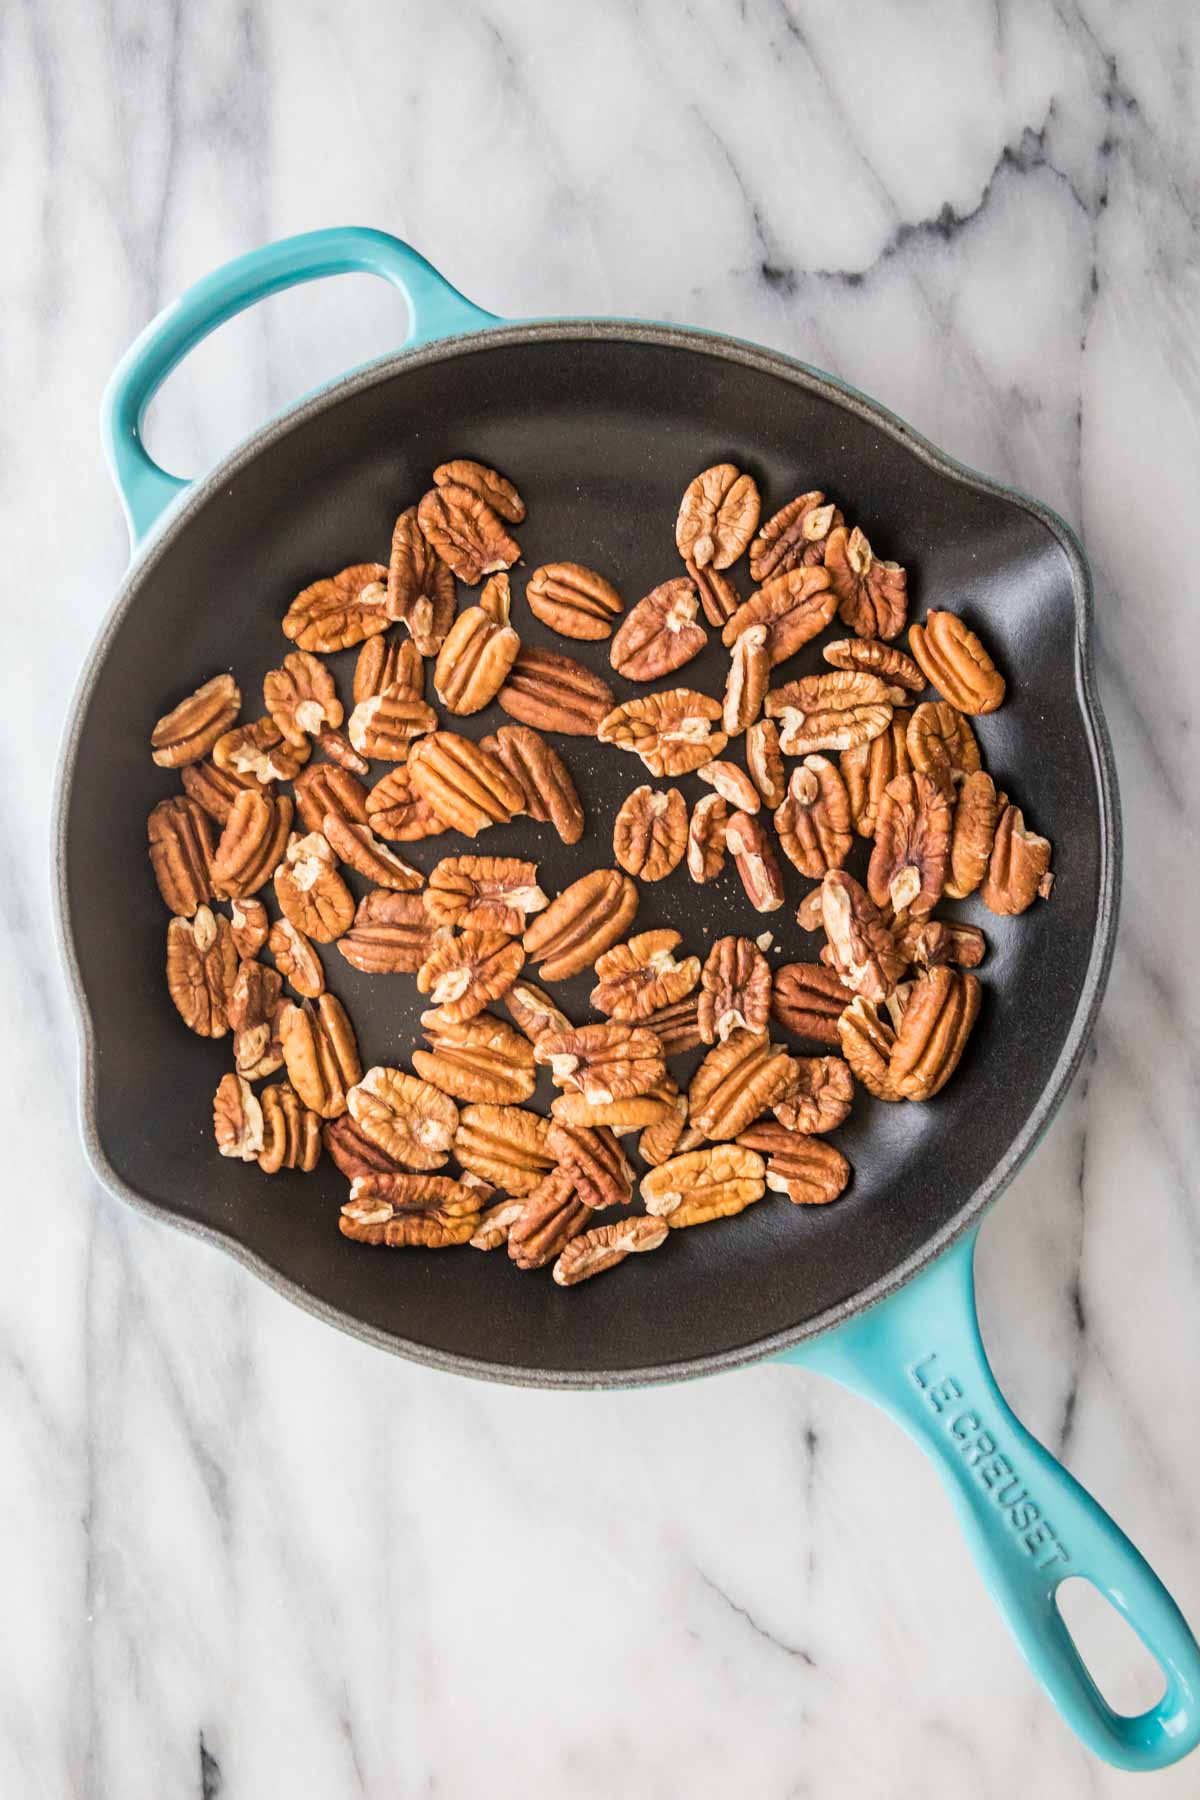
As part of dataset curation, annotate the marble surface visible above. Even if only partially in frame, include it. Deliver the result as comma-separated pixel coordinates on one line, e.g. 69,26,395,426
6,0,1200,1792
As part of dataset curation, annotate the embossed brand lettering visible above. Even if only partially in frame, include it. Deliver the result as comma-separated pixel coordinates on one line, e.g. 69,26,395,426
908,1352,1069,1571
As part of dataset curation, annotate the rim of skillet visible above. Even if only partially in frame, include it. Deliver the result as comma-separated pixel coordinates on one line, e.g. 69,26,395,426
52,319,1122,1389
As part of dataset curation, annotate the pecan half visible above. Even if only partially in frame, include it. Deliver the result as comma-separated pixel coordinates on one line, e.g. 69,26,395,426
867,771,951,916
722,566,837,666
688,1029,798,1140
687,792,727,883
508,1170,590,1270
434,458,526,524
148,796,214,915
841,711,913,839
598,689,727,778
725,811,785,912
455,1104,553,1195
638,1085,689,1165
609,578,706,679
739,1129,850,1205
180,758,259,825
641,1144,765,1227
697,760,760,813
770,963,847,1044
613,786,688,881
337,890,440,975
642,993,704,1056
347,688,438,760
293,762,369,835
745,718,786,810
945,770,1002,900
273,831,355,942
723,625,771,735
906,702,980,789
323,1114,409,1181
771,1055,854,1134
838,996,902,1100
765,671,898,755
417,930,525,1025
824,637,924,693
685,558,741,628
909,611,1005,715
263,650,343,746
386,507,456,655
417,483,519,586
824,526,907,640
483,725,584,844
283,563,390,653
552,1215,668,1286
407,732,524,836
213,1072,265,1161
980,804,1054,915
893,917,986,972
535,1023,665,1105
523,869,638,981
591,931,701,1022
226,957,283,1033
549,1082,676,1133
749,491,842,582
526,562,624,641
214,717,308,784
365,765,447,841
698,936,772,1043
413,1013,537,1105
820,870,906,1001
773,756,853,878
433,603,521,713
321,814,421,892
229,896,269,960
211,791,293,900
166,906,237,1036
278,993,361,1118
468,1198,528,1252
503,979,573,1042
354,633,425,705
498,645,614,736
890,967,981,1099
346,1066,458,1169
257,1082,322,1174
425,855,547,934
151,673,241,768
268,916,325,996
675,464,761,569
545,1120,635,1209
339,1175,482,1248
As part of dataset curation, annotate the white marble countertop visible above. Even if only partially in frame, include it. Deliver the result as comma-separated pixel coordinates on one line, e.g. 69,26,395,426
8,1,1200,1793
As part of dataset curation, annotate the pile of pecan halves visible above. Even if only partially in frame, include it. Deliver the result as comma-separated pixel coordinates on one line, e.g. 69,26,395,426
147,458,1053,1289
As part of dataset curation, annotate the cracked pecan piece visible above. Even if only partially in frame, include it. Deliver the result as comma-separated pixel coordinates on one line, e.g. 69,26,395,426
455,1103,553,1195
322,814,422,891
268,916,325,997
824,526,907,640
503,979,572,1042
148,796,215,916
180,758,259,825
546,1119,634,1209
894,917,986,972
642,993,704,1057
591,931,701,1023
233,1000,287,1082
641,1143,765,1227
737,1127,850,1205
613,786,688,881
214,717,309,785
337,890,439,975
263,650,343,747
274,831,355,942
211,790,293,900
498,644,614,735
598,689,727,778
417,930,525,1025
339,1174,482,1248
841,711,913,839
795,888,825,931
909,611,1005,715
213,1073,264,1161
698,936,772,1044
386,507,456,655
638,1082,689,1166
697,760,760,814
433,601,521,713
323,1115,409,1181
770,963,847,1045
278,993,361,1118
408,732,525,836
688,1029,798,1141
765,671,899,755
838,996,902,1101
347,687,438,760
365,765,447,842
536,1023,665,1106
508,1170,591,1270
166,906,237,1036
418,482,519,586
824,637,924,693
229,896,269,960
527,562,624,641
687,792,727,883
523,868,638,982
774,756,853,879
906,702,980,789
434,458,525,524
980,804,1054,915
750,491,843,582
226,957,283,1035
723,625,771,736
726,811,785,912
675,463,761,569
745,718,786,810
293,762,369,835
424,855,547,934
549,1079,676,1132
483,725,584,844
468,1197,527,1251
771,1055,854,1134
316,729,370,775
867,771,951,917
890,967,981,1100
413,1013,537,1105
609,578,706,679
283,563,390,653
553,1215,668,1286
346,1066,458,1169
151,673,241,768
354,633,424,706
722,566,837,666
257,1082,322,1174
820,870,907,1002
945,770,1002,900
685,558,740,628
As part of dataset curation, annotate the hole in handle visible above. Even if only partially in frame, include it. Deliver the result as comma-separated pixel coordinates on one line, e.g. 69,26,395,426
1056,1576,1167,1715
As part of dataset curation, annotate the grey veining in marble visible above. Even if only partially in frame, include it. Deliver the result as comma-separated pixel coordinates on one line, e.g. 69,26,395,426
5,0,1200,1793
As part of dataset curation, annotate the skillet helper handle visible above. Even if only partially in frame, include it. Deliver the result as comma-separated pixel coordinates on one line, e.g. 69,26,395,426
783,1227,1200,1772
100,226,497,546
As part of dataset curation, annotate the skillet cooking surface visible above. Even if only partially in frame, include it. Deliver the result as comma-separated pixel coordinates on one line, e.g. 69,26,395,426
60,326,1115,1383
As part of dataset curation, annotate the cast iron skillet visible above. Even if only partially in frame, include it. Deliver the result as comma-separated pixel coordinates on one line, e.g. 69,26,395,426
54,228,1200,1769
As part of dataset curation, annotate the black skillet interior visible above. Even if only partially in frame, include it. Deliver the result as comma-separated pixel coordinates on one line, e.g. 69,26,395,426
62,327,1110,1383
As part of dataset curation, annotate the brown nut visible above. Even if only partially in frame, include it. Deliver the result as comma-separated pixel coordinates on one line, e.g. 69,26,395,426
503,979,573,1042
545,1119,635,1209
283,563,391,653
433,604,521,713
721,566,838,666
723,625,771,736
745,718,786,810
523,869,638,982
824,526,907,640
483,725,585,845
293,762,369,835
536,1023,665,1105
417,930,526,1025
339,1175,482,1248
179,758,259,825
273,831,356,942
980,804,1054,915
770,1055,854,1135
337,890,440,975
322,814,423,891
386,507,456,656
641,1144,765,1227
820,870,907,1002
906,702,981,789
598,689,727,778
945,770,1002,900
151,673,241,768
498,645,614,736
725,811,785,912
166,906,237,1036
507,1170,591,1270
890,967,981,1099
642,993,705,1057
424,855,547,934
765,671,898,756
526,561,624,641
226,957,283,1034
675,464,761,570
148,796,215,916
322,1114,410,1181
213,717,309,784
211,791,294,901
315,728,371,775
268,916,325,997
739,1129,850,1205
609,578,706,679
696,760,760,814
750,491,843,582
838,996,902,1101
455,1103,553,1195
365,765,448,842
229,896,269,960
346,1066,459,1169
773,756,853,878
909,611,1006,715
553,1215,668,1286
824,637,924,694
685,558,741,628
591,931,701,1022
612,786,688,881
867,771,951,917
770,963,848,1045
698,936,772,1044
893,917,987,972
796,888,825,932
688,1030,798,1140
468,1197,528,1252
353,633,425,706
841,711,913,839
234,1006,286,1085
278,992,361,1118
417,483,519,586
257,1082,322,1175
347,687,438,760
548,1081,676,1132
263,650,343,747
687,793,727,884
433,458,525,524
213,1072,265,1161
413,1013,537,1105
638,1085,689,1166
407,732,525,836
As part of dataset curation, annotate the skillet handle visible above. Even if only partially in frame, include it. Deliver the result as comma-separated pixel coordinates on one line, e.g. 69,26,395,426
781,1227,1200,1771
100,226,498,546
